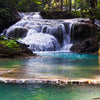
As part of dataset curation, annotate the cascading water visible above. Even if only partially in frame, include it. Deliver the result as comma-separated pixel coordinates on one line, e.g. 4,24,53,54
2,12,75,52
62,23,73,51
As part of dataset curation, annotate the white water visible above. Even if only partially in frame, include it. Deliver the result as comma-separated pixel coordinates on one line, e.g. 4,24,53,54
2,12,83,52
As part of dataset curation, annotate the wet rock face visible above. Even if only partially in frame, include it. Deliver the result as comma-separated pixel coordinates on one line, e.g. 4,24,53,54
5,26,28,39
70,21,99,54
63,22,71,34
70,38,98,54
71,23,95,43
49,25,64,45
42,24,65,45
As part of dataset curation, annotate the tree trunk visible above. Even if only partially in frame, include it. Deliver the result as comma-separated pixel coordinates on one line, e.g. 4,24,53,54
95,0,97,8
66,0,68,11
60,0,63,10
48,0,51,7
90,0,95,9
41,0,45,6
75,0,76,11
69,0,72,12
89,0,97,24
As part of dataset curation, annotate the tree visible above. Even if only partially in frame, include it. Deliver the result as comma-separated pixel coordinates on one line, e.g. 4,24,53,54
60,0,63,10
69,0,72,11
74,0,77,11
88,0,98,9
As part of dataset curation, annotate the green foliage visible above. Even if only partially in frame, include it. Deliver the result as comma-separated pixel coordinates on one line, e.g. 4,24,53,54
0,39,21,51
72,11,82,17
44,1,62,12
0,8,11,19
94,9,100,20
17,0,42,12
88,8,100,20
0,35,4,40
97,1,100,8
0,7,12,33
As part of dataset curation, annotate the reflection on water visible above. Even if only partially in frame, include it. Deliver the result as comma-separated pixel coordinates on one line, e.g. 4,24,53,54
0,52,100,79
0,82,100,100
0,52,99,79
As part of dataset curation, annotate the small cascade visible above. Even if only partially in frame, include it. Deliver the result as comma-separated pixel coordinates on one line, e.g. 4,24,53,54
1,12,75,52
19,30,60,51
62,23,73,51
32,12,42,19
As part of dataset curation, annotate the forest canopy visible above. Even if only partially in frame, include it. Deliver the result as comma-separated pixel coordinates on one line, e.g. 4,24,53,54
0,0,100,12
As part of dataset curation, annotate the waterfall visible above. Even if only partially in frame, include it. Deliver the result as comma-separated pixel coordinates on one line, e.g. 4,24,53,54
32,12,42,19
2,12,74,52
62,23,73,51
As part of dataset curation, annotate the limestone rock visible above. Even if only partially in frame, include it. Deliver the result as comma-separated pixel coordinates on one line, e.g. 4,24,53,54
5,26,28,39
70,38,98,54
71,23,95,43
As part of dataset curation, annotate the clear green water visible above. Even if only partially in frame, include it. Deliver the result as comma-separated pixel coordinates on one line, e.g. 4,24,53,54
0,52,99,100
0,52,99,79
0,82,100,100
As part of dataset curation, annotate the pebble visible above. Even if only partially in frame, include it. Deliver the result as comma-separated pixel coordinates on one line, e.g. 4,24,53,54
0,77,100,85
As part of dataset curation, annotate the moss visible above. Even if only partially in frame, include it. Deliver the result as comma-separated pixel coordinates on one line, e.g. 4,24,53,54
0,37,21,54
1,40,19,49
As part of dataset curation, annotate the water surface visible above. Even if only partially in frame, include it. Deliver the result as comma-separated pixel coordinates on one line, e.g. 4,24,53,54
0,82,100,100
0,52,99,100
0,52,98,80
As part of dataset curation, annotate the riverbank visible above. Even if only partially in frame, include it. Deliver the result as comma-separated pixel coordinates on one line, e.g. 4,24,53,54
0,36,36,58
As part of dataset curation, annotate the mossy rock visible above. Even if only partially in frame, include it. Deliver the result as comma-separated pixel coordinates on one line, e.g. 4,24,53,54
0,36,36,58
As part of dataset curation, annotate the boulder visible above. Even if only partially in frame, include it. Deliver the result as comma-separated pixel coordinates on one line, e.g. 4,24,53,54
71,23,95,43
5,26,28,39
70,38,98,54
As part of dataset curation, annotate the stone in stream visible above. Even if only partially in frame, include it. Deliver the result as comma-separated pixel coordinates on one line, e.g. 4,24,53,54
71,23,95,43
5,26,28,39
1,78,100,85
70,38,98,54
